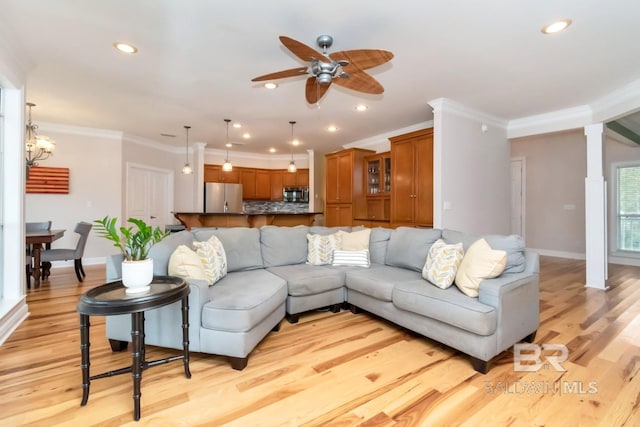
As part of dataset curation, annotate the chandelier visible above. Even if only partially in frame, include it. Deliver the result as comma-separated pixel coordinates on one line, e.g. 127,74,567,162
25,102,55,168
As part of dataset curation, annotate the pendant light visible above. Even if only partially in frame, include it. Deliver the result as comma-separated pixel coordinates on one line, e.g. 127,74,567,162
222,118,233,172
181,125,193,174
288,120,297,173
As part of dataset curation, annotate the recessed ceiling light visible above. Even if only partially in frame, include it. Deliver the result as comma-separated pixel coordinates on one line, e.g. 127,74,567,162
264,82,278,89
233,123,242,128
113,42,138,54
269,148,276,153
292,139,300,146
541,19,572,34
243,133,251,139
327,125,338,132
225,143,233,148
355,104,368,112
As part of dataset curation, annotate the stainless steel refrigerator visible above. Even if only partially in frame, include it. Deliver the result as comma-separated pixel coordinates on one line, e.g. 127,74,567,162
204,183,244,213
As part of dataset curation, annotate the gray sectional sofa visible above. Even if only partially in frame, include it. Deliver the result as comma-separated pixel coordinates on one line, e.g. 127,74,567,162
105,225,539,373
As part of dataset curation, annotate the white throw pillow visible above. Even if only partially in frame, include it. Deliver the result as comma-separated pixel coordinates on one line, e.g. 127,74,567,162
168,244,208,282
193,235,227,285
307,233,342,265
455,238,507,297
332,249,370,267
422,239,464,289
336,228,371,251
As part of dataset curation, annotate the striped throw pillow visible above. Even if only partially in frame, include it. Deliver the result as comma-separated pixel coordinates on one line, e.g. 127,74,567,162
332,249,370,268
422,239,464,289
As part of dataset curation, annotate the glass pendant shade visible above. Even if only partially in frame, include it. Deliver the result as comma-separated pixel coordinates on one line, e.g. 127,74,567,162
222,119,232,171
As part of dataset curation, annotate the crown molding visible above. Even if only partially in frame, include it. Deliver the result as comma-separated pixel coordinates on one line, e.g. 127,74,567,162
38,121,123,140
343,120,434,150
204,147,307,162
123,133,184,153
506,105,593,139
429,98,508,129
590,78,640,123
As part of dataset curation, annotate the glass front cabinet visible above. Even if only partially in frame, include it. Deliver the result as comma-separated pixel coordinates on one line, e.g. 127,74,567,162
363,152,391,224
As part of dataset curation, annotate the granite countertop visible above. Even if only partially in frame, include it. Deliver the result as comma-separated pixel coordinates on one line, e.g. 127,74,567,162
174,211,322,216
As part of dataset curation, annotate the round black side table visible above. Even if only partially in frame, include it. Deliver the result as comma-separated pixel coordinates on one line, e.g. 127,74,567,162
77,276,191,421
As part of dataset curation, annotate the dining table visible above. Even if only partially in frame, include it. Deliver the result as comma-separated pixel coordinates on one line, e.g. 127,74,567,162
26,229,65,289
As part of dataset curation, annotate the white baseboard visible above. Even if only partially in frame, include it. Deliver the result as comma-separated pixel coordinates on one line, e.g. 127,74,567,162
530,248,640,266
0,298,29,346
46,256,106,269
529,248,585,260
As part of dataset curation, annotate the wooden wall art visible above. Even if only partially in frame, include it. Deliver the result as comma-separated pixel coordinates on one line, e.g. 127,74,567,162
26,166,69,194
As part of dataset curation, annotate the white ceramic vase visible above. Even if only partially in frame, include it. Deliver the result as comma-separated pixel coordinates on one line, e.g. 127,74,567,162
121,258,153,294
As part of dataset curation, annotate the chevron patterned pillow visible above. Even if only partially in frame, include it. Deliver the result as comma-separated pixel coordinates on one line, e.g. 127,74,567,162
193,235,227,286
307,233,342,265
422,239,464,289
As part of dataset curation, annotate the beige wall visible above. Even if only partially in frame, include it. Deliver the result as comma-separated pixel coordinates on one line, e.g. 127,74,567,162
511,129,640,257
25,128,122,261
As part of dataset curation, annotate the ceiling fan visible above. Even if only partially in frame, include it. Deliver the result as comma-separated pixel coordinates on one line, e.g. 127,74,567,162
251,35,394,104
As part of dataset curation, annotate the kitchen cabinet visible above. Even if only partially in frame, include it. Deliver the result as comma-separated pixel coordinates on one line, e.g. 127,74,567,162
364,152,391,196
240,169,256,199
204,165,240,183
325,148,374,227
255,169,271,200
390,128,433,227
270,170,283,200
282,169,309,187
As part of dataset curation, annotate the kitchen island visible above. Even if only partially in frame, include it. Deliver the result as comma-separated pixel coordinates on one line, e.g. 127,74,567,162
173,211,323,229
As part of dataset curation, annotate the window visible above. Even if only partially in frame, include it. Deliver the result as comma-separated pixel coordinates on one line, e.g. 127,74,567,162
616,164,640,252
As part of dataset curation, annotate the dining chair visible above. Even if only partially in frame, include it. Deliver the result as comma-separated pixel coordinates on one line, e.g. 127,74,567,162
40,221,92,282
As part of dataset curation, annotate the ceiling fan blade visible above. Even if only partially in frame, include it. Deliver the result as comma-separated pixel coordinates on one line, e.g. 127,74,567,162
280,36,330,63
329,49,394,73
334,71,384,94
251,67,308,82
305,77,331,104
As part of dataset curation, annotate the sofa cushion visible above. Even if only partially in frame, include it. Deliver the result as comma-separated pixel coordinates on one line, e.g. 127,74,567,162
484,234,526,273
385,227,442,272
455,238,507,297
422,239,464,289
267,264,345,296
337,228,371,250
393,281,497,336
149,230,195,275
307,233,342,265
369,227,392,264
201,269,287,333
441,229,479,252
309,226,352,236
260,225,309,267
168,244,208,282
205,227,263,272
346,265,422,302
193,235,227,285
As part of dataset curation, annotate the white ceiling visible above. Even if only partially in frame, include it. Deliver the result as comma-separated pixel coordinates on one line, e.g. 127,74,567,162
2,0,640,155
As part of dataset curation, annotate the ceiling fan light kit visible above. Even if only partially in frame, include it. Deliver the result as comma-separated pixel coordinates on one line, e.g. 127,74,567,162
252,35,393,104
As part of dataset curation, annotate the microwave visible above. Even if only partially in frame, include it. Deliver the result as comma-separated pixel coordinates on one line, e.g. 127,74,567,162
283,186,309,203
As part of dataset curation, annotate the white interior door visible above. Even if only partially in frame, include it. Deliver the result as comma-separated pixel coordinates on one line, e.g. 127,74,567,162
510,158,525,238
126,164,173,229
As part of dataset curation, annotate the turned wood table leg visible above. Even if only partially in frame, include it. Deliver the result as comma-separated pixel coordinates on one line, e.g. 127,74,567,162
79,314,90,406
131,312,144,421
181,296,191,379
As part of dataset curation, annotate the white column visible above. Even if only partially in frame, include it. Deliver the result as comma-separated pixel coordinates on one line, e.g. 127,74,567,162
584,123,608,290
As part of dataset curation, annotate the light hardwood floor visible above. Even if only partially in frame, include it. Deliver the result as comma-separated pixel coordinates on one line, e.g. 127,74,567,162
1,257,639,426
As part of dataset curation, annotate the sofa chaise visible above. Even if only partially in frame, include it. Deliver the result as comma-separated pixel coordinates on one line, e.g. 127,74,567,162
105,225,539,373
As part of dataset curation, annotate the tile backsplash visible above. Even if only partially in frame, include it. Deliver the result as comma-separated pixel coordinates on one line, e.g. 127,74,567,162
243,201,310,214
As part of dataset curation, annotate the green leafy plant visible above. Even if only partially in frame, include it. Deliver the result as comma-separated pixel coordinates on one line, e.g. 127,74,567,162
94,216,170,261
